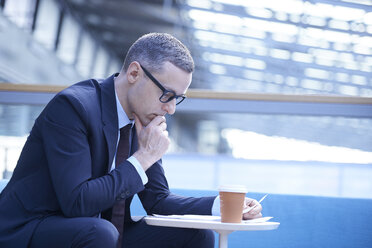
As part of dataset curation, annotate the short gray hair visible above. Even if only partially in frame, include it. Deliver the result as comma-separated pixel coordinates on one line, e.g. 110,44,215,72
122,33,194,74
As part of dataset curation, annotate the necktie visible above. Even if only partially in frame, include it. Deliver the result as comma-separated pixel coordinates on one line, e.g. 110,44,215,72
111,124,131,248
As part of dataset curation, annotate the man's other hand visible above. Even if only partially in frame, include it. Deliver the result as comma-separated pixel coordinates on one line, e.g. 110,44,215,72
242,197,263,220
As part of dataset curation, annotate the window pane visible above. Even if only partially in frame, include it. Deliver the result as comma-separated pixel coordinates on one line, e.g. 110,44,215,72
169,112,372,158
107,59,121,75
56,14,80,64
76,33,96,77
0,104,44,176
92,47,109,78
3,0,35,31
33,0,59,50
163,112,372,198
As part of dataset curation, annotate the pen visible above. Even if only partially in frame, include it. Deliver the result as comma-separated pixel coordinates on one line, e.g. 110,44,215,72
242,194,268,214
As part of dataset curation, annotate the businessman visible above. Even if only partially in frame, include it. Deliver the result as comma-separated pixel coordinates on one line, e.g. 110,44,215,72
0,33,262,248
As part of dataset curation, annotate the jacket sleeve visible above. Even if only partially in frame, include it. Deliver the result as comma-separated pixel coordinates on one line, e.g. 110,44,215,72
41,93,144,217
138,160,216,216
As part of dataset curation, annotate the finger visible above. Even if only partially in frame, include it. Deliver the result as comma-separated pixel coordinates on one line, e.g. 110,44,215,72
243,198,256,211
160,122,167,131
163,130,169,137
248,203,262,216
133,113,143,136
248,199,258,207
243,212,262,220
148,115,166,127
244,198,254,206
243,204,262,218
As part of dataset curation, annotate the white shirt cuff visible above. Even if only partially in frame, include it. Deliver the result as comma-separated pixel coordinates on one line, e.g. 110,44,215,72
211,196,221,216
127,156,148,185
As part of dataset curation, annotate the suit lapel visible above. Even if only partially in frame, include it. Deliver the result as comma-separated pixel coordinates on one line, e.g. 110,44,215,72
100,74,119,172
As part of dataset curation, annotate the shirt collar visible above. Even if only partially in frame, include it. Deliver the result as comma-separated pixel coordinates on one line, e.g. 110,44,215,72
115,88,134,129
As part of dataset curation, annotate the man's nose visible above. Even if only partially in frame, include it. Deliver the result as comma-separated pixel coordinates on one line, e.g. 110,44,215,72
162,99,176,115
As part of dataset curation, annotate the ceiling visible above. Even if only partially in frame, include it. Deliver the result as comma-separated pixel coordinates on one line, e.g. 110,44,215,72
62,0,188,61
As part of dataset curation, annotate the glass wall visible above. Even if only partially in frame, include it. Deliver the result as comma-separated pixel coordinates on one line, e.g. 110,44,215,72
165,111,372,198
1,97,371,199
168,112,372,159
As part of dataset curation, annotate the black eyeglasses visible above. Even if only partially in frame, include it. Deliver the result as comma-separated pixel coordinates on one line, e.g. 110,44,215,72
140,64,186,105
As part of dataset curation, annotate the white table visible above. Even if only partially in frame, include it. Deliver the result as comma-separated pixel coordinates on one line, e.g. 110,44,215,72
142,215,280,248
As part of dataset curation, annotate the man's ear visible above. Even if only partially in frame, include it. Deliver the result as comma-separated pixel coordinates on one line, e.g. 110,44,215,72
126,61,141,84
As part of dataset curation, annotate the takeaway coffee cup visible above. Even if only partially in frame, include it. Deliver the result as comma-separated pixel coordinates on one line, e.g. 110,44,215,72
219,185,248,223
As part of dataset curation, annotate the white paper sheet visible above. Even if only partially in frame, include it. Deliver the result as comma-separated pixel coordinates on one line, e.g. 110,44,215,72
151,214,273,223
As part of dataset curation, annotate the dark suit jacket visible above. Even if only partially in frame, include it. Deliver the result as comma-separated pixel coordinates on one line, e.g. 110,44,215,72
0,74,215,247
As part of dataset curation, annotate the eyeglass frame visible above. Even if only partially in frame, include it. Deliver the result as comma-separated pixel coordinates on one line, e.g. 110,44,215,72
140,64,186,105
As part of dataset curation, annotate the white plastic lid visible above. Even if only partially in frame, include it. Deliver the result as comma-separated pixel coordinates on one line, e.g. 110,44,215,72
218,185,248,193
